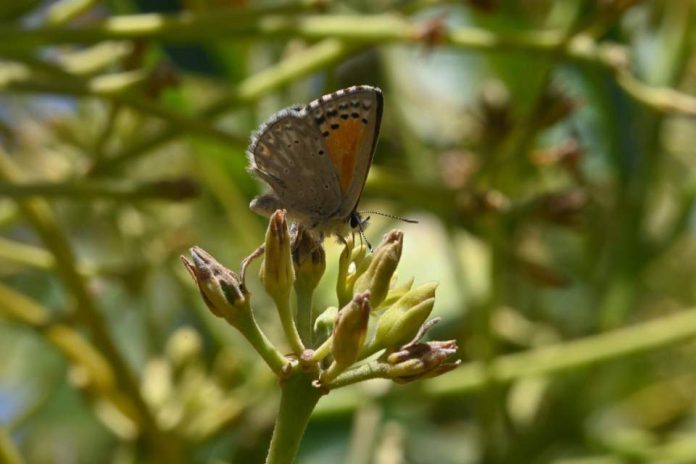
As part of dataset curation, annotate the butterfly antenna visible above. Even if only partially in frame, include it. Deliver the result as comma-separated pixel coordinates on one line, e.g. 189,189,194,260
358,210,419,224
355,217,373,252
361,228,373,252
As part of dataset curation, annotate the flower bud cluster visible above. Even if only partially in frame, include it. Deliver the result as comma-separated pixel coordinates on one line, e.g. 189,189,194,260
182,210,458,392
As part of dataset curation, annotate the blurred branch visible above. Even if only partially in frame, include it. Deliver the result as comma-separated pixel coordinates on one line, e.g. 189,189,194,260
43,0,100,25
0,61,247,148
610,52,696,115
0,426,24,464
0,236,147,279
89,38,355,175
2,13,693,118
0,282,138,426
0,236,55,270
0,177,199,201
426,306,696,396
0,149,184,463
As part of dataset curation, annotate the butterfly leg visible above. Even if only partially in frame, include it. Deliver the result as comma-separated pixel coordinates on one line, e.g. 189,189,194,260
240,243,265,285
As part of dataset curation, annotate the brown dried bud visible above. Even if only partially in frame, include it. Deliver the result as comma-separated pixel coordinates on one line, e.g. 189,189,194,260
181,246,248,323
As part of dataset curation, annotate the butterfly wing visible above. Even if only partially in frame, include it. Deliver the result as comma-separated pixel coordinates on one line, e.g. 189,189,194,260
247,106,342,219
307,86,383,219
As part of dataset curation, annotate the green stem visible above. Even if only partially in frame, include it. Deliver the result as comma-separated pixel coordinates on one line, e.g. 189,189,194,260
43,0,101,25
0,179,198,201
310,336,333,362
294,283,314,346
0,282,140,425
275,296,306,354
234,311,289,376
324,362,391,390
265,373,322,464
4,13,693,118
426,306,696,397
0,62,247,148
0,426,24,464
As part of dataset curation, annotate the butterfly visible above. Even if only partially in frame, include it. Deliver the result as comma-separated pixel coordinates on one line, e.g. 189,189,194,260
247,85,383,240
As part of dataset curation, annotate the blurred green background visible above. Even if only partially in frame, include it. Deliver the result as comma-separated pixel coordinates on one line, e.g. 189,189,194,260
1,0,696,463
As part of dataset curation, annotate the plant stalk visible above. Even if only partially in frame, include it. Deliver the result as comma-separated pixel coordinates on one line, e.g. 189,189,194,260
265,373,322,464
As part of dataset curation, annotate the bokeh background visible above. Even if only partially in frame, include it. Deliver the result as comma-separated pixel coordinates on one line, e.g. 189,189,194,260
1,0,696,463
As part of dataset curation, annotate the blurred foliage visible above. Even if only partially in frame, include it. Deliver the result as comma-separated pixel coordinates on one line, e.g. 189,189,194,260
1,0,696,463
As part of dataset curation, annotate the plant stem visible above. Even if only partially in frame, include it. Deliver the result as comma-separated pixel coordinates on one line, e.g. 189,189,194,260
295,283,314,346
0,282,139,426
426,306,696,396
265,372,322,464
275,296,306,354
325,362,391,389
0,61,247,147
235,312,288,376
0,426,24,464
0,179,198,201
4,13,693,118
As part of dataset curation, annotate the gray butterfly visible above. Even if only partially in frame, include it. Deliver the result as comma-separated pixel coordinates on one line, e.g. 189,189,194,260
247,85,383,240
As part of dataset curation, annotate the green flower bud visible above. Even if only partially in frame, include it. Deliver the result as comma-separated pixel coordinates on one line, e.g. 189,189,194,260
353,230,403,308
373,282,438,350
337,236,370,307
331,291,371,369
317,292,371,384
181,247,249,324
380,277,414,309
292,226,326,294
259,210,295,304
313,306,338,345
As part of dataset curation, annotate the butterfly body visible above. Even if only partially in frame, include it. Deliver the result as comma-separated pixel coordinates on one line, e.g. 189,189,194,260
247,85,383,240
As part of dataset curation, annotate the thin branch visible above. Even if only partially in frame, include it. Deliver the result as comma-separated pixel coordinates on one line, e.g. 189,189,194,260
89,38,355,175
0,426,24,464
0,61,247,147
0,178,199,201
426,306,696,396
0,149,184,463
0,282,136,423
2,13,692,117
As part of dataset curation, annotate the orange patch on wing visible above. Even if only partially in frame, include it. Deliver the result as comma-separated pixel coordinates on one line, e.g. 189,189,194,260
324,119,366,193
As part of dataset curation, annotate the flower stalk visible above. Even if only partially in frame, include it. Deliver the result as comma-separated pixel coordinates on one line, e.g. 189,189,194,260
183,212,458,464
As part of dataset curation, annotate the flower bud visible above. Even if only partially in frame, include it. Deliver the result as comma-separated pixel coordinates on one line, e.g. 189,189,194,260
385,340,459,383
331,291,371,369
380,277,414,309
337,236,370,307
353,230,403,308
292,226,326,294
373,282,437,350
259,210,295,304
181,246,248,324
313,306,338,345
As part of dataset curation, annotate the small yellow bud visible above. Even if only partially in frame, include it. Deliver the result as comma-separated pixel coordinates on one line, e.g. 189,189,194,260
353,230,403,308
373,282,438,350
331,291,371,369
380,277,414,308
259,210,295,304
313,306,338,345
